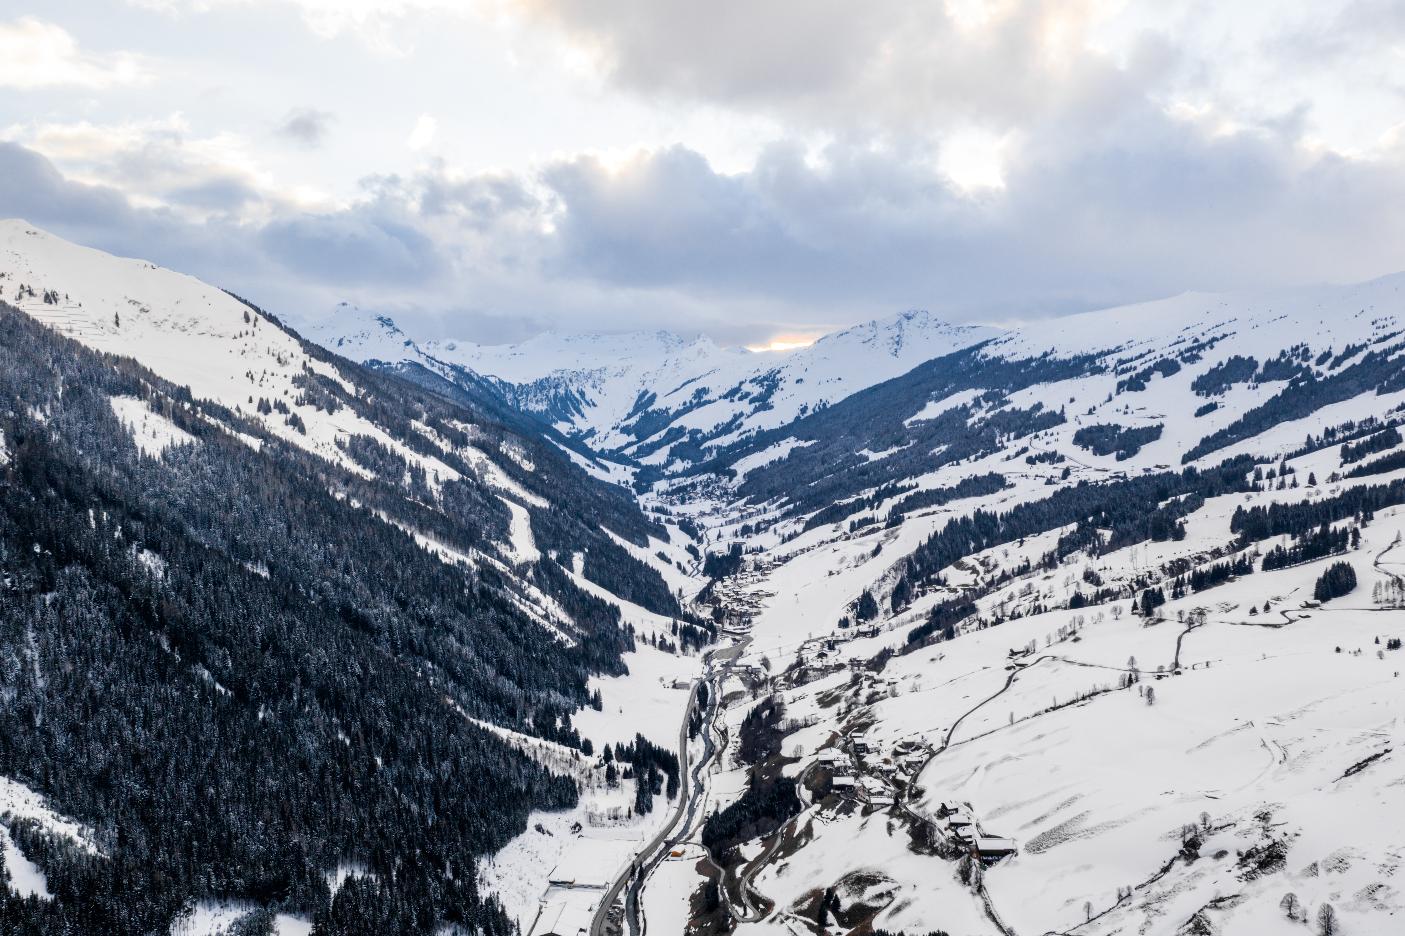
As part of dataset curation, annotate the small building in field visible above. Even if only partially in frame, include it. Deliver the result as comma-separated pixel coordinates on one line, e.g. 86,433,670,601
975,835,1017,861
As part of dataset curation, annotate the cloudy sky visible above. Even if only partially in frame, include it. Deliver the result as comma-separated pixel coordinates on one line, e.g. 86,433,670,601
3,1,1404,347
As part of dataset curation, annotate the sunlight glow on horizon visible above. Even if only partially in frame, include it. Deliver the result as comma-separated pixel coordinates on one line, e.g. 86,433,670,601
745,334,821,353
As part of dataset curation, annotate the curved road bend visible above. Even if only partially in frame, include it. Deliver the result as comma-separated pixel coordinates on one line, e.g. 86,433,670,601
589,638,748,936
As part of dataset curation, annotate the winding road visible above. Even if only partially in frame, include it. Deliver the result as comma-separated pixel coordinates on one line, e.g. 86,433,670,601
588,638,747,936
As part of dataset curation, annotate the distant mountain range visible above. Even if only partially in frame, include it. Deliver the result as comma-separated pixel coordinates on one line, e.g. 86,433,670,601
313,266,1405,512
312,305,1001,469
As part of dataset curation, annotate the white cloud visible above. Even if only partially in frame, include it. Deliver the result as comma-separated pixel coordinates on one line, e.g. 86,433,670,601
407,113,439,151
937,127,1014,192
2,114,328,220
133,0,481,54
0,17,148,90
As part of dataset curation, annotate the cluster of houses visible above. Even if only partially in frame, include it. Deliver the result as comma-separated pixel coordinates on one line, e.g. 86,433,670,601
817,729,1019,865
934,801,1018,863
703,558,775,634
814,731,932,812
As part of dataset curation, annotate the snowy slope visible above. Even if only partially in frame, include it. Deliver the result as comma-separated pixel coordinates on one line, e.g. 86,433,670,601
308,269,1405,936
311,300,424,363
0,220,722,933
0,220,415,477
671,466,1405,936
605,279,1405,935
0,220,680,641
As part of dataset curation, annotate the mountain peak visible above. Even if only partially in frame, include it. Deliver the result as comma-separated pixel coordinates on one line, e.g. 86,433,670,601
308,303,418,361
815,307,1002,359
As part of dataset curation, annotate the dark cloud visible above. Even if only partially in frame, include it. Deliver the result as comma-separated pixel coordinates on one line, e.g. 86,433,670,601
259,211,444,286
165,177,264,212
534,108,1405,322
0,142,136,231
523,0,898,108
275,107,335,148
542,145,818,291
416,171,535,227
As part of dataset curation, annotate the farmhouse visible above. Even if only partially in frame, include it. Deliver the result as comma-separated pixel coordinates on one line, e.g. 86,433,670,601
974,835,1018,861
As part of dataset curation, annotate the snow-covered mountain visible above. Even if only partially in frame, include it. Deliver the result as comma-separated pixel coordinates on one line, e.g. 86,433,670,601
8,218,1405,936
314,304,1001,467
632,274,1405,936
0,220,708,935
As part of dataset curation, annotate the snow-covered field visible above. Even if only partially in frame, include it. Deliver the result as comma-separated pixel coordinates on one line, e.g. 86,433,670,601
654,457,1405,935
0,776,97,901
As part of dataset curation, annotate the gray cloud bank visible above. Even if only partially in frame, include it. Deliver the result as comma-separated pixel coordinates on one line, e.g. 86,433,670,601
3,0,1405,345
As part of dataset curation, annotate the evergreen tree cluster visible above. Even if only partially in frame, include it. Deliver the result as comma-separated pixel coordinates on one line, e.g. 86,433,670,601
903,459,1254,592
702,543,744,580
802,481,913,532
1340,425,1402,464
1170,555,1254,596
1314,561,1358,601
737,696,787,766
1071,423,1164,460
1344,447,1405,479
1261,525,1353,572
700,775,801,859
1115,357,1180,393
611,733,681,816
701,345,1096,518
885,472,1008,525
1184,339,1405,463
906,599,977,646
1190,355,1258,396
367,357,685,622
1135,585,1166,615
1231,480,1402,546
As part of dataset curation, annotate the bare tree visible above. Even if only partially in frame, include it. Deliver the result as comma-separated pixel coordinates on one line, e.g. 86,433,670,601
1279,892,1300,921
1317,902,1338,936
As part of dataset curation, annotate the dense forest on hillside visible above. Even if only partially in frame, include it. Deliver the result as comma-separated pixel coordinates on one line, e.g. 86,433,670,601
698,345,1097,515
1183,339,1405,462
1072,423,1164,460
0,304,661,934
375,359,685,620
904,458,1256,592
